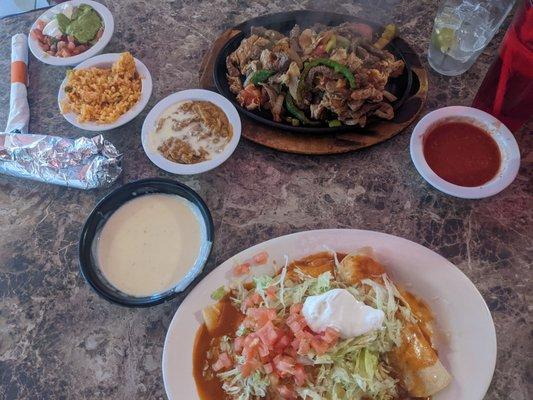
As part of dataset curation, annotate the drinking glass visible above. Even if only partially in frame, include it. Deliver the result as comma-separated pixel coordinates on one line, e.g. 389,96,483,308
472,0,533,132
428,0,515,76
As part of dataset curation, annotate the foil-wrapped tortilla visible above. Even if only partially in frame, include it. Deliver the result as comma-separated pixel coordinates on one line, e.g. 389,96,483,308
0,133,122,189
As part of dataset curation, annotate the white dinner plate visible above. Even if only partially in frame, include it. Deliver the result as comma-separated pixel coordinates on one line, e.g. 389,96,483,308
57,53,152,131
162,229,497,400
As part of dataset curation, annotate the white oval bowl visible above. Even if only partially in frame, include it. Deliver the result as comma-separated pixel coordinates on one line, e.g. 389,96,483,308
28,0,114,67
410,106,520,199
162,229,497,400
141,89,242,175
57,53,152,131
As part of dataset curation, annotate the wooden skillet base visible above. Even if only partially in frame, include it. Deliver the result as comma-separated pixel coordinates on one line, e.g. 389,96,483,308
199,29,428,155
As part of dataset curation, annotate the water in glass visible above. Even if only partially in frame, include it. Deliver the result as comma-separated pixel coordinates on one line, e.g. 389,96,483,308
428,0,515,76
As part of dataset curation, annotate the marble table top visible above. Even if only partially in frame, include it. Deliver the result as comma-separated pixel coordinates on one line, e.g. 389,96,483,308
0,1,531,399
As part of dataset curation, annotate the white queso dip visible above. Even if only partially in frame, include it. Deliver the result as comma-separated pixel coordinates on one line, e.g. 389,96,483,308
96,193,205,297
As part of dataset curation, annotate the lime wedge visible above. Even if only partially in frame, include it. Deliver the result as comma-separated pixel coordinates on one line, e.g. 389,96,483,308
432,27,457,53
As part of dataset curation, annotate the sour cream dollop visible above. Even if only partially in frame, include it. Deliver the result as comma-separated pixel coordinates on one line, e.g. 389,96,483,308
302,288,385,339
43,19,61,38
42,4,75,38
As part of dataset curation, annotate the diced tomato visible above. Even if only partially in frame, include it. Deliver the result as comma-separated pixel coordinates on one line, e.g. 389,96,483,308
247,307,277,328
234,336,245,353
258,340,270,358
265,286,277,300
286,313,297,325
263,362,274,374
36,20,46,31
239,361,255,377
287,320,301,335
273,354,295,376
242,346,257,362
310,338,330,355
288,318,307,337
322,327,340,345
220,352,232,368
243,292,262,310
252,251,269,265
31,29,45,42
212,359,225,372
291,337,300,349
293,365,307,386
242,335,260,360
212,352,232,372
242,317,256,329
297,338,311,355
256,321,280,347
303,330,315,341
278,385,298,399
233,262,251,276
285,345,298,358
290,303,303,314
243,333,258,347
276,333,291,349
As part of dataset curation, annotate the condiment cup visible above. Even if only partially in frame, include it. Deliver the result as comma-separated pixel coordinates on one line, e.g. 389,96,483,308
141,89,242,175
28,0,114,67
57,53,153,131
79,178,214,307
410,106,520,199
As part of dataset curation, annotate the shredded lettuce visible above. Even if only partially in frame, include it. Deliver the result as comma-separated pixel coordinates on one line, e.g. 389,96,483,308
287,270,332,305
311,342,398,399
295,388,323,400
219,369,269,400
235,325,249,337
211,285,227,301
309,271,333,294
230,280,247,310
217,256,411,400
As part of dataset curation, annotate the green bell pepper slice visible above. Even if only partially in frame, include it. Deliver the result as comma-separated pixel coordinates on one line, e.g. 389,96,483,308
249,69,274,85
285,93,319,126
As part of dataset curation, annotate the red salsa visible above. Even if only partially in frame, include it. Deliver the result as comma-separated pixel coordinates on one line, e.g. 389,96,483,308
423,121,502,187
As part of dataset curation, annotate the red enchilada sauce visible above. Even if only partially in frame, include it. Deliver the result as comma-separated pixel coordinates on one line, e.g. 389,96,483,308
423,121,501,187
193,298,244,400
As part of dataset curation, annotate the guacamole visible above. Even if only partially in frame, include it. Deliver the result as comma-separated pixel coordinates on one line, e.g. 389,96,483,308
56,4,102,44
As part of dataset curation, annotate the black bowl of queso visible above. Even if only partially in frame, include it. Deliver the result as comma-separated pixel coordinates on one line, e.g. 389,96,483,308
79,178,214,307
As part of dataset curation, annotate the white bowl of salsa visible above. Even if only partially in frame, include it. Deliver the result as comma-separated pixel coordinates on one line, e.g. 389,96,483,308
410,106,520,199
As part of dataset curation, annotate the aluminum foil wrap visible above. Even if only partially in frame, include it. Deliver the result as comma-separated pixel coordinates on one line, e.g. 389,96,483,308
0,133,122,189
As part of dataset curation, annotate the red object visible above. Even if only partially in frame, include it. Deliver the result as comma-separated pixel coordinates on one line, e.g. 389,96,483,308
423,121,502,187
252,251,269,265
233,262,250,276
472,1,533,132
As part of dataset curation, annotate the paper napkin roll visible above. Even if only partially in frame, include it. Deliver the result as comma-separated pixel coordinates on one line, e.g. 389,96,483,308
6,33,30,134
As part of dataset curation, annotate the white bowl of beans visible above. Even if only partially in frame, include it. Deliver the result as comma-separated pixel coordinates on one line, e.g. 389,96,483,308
28,0,114,67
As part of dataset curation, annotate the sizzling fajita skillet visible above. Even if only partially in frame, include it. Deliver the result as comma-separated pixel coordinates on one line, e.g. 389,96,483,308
200,10,428,154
